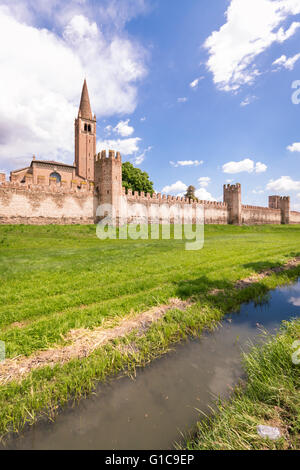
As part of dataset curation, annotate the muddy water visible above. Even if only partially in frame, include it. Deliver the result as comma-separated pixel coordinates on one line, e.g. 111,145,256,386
4,280,300,450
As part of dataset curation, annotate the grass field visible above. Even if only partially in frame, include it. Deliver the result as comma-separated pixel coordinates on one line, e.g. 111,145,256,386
0,224,300,440
184,318,300,450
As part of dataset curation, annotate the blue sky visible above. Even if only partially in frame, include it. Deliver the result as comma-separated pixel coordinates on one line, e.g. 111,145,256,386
0,0,300,209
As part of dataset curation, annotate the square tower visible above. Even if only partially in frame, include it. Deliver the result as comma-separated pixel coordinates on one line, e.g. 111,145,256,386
94,150,123,220
223,183,242,225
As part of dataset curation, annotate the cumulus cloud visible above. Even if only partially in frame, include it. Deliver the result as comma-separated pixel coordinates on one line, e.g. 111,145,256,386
161,180,215,201
204,0,300,91
222,158,267,174
198,177,211,188
177,97,188,103
97,137,141,156
255,162,268,173
272,53,300,70
114,119,135,137
195,188,215,201
266,176,300,192
0,3,147,170
170,160,203,168
161,181,187,195
287,142,300,152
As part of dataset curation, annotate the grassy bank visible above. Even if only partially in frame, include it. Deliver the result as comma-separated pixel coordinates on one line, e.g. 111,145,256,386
184,318,300,450
0,224,300,441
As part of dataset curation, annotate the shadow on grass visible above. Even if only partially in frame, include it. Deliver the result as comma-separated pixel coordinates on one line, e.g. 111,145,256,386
174,276,233,299
243,251,300,273
174,260,300,313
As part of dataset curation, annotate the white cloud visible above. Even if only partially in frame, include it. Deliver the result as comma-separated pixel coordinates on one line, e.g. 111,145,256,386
289,296,300,307
272,53,300,70
97,137,141,156
177,97,188,103
222,158,267,174
195,188,216,201
204,0,300,91
0,5,147,170
198,177,211,188
161,180,215,201
132,145,152,165
161,181,187,195
287,142,300,152
255,162,268,173
140,116,146,122
266,176,300,192
189,77,204,89
0,0,150,31
170,160,203,168
114,119,134,137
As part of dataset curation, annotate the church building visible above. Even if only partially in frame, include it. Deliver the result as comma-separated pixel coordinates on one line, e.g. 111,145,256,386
10,80,96,186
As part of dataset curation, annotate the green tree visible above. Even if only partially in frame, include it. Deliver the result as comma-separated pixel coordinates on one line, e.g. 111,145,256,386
185,185,198,201
122,162,154,195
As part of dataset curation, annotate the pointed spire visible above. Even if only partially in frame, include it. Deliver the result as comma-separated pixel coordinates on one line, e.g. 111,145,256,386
78,79,92,120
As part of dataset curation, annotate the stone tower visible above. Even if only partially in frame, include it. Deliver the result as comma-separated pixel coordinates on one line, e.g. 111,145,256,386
94,150,123,219
223,183,242,225
269,195,290,224
75,80,97,181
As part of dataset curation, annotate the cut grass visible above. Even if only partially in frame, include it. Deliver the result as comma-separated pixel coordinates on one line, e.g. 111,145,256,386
0,224,300,441
184,318,300,450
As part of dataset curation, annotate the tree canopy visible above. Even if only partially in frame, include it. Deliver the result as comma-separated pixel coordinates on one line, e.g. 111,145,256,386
122,162,154,195
185,185,198,201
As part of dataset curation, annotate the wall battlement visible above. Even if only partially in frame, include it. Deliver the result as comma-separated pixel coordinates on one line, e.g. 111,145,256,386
0,178,94,194
223,183,241,192
124,187,227,208
242,204,281,211
95,150,122,162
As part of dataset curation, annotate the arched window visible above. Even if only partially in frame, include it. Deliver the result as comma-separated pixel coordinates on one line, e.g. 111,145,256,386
84,123,88,132
88,124,91,132
50,172,61,183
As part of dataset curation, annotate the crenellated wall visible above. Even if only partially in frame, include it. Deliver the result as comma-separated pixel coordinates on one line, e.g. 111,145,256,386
124,188,228,224
290,211,300,224
0,153,300,225
0,180,96,225
242,205,282,225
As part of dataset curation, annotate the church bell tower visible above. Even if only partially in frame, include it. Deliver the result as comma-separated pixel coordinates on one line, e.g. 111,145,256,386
75,79,96,181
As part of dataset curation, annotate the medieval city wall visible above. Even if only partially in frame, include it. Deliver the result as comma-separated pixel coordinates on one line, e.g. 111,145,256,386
241,205,282,225
290,211,300,224
1,165,300,226
124,189,228,224
0,182,96,225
